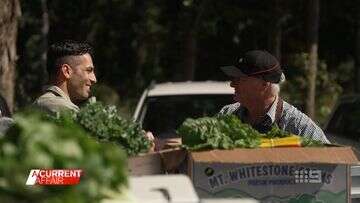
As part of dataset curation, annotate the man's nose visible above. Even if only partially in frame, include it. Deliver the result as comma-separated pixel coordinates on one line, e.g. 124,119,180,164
90,73,97,84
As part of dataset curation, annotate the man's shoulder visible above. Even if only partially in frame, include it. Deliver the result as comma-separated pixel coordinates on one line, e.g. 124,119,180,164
280,100,329,143
33,92,79,113
280,101,308,124
34,91,64,106
34,91,57,101
219,102,241,115
281,101,307,119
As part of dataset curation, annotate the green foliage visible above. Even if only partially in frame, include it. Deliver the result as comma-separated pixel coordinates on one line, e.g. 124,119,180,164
179,115,324,150
91,84,121,107
281,53,343,124
178,115,262,150
91,84,134,119
16,0,360,118
301,137,325,147
0,110,128,203
264,125,291,138
76,101,151,156
52,101,151,156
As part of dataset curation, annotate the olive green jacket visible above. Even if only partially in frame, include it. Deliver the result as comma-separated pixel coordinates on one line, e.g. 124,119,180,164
33,86,79,114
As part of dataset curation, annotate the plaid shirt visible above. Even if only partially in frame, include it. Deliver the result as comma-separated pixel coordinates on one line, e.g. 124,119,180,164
219,98,330,144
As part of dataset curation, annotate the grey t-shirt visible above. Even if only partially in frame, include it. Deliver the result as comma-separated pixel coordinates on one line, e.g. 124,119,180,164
33,86,80,114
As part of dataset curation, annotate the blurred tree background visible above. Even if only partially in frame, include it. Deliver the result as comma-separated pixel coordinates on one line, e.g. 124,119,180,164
2,0,360,123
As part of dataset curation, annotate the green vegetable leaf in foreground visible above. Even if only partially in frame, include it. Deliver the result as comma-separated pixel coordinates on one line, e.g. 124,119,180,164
0,111,128,203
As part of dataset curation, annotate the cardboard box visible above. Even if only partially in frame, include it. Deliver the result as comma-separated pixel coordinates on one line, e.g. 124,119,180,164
129,148,187,176
128,152,164,176
188,147,360,203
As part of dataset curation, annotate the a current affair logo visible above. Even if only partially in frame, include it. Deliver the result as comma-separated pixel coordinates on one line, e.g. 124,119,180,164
294,169,322,184
26,169,82,185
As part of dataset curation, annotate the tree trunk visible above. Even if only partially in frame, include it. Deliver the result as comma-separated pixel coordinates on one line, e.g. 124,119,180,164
41,0,49,81
180,0,206,81
134,41,147,85
183,29,197,80
133,0,147,88
166,0,183,81
268,0,283,61
355,3,360,93
268,23,282,61
305,0,319,119
0,0,21,112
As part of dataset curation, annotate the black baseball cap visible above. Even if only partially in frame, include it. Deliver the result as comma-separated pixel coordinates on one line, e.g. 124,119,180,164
220,50,285,83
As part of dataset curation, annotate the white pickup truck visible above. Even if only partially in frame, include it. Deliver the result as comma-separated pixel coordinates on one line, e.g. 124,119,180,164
133,81,233,139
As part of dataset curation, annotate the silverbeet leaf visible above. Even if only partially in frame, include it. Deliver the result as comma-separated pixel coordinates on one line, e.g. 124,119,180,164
178,114,323,150
178,115,262,150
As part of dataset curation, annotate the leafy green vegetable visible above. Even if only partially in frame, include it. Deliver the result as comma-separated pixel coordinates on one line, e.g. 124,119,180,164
0,110,128,203
178,115,324,150
178,115,262,150
50,101,151,156
301,137,325,147
263,125,291,138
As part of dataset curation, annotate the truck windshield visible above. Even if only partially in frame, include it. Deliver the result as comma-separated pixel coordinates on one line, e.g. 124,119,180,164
141,94,233,138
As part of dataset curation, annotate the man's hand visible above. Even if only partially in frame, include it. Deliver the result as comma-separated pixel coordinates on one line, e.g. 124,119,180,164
143,131,182,152
144,131,155,152
154,138,182,151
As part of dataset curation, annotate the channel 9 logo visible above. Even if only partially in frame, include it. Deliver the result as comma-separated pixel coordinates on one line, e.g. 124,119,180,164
294,169,322,184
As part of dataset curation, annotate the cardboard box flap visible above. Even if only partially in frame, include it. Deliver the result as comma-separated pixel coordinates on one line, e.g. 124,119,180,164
190,147,360,164
129,152,164,175
129,148,187,175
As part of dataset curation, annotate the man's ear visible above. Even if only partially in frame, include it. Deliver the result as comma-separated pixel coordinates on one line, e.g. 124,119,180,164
262,81,272,90
60,64,72,79
262,81,270,87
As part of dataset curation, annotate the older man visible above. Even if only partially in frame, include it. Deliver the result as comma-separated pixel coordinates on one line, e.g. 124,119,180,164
219,50,330,144
34,40,97,114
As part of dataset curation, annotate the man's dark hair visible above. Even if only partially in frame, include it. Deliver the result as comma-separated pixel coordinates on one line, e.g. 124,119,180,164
47,40,93,79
